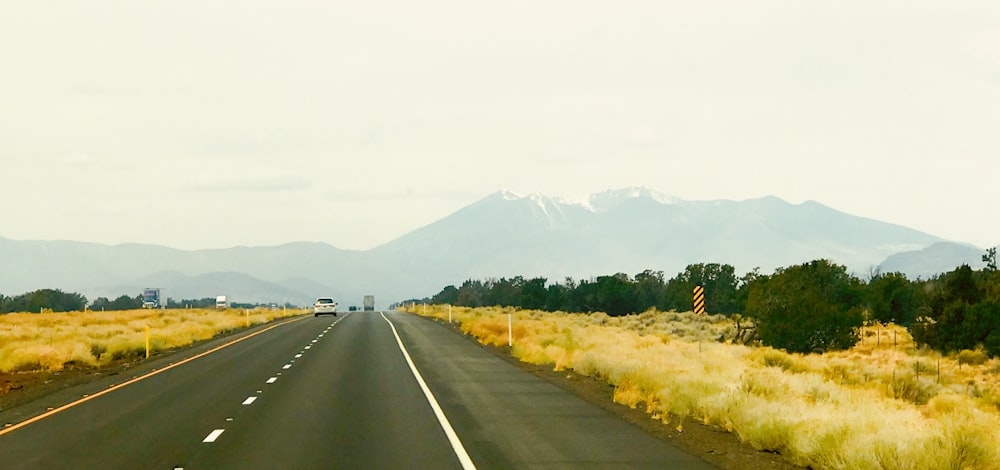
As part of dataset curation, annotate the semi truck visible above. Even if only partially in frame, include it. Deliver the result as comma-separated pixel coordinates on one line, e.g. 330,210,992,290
363,295,375,311
142,288,164,309
216,295,230,309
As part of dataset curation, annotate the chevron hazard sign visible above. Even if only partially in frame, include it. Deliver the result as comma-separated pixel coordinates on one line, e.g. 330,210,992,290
693,285,706,315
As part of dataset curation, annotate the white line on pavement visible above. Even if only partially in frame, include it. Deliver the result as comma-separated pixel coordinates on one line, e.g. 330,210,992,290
203,429,225,443
380,312,477,470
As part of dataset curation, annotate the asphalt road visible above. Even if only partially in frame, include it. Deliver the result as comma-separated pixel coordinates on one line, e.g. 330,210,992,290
0,311,715,469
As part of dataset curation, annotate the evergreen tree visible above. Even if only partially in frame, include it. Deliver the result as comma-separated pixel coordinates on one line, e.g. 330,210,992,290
745,259,864,353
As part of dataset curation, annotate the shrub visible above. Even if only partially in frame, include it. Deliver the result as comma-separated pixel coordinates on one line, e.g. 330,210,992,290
958,348,989,366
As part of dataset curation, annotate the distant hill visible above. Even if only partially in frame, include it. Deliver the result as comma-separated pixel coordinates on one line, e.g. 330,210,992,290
878,242,988,279
0,188,969,305
370,188,944,284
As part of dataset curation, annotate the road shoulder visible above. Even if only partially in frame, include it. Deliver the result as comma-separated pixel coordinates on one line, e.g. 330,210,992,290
400,313,803,470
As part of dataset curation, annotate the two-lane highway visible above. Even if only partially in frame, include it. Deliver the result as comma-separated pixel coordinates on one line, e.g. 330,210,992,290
0,311,715,469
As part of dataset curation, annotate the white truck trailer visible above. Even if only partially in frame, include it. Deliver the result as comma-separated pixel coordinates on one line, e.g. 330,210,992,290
363,295,375,311
216,295,230,309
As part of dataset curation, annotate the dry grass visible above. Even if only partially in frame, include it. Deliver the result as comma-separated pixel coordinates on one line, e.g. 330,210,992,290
408,304,1000,470
0,307,306,373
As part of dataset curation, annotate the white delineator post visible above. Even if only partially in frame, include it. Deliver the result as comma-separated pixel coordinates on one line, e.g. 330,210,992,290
508,313,512,347
449,305,453,323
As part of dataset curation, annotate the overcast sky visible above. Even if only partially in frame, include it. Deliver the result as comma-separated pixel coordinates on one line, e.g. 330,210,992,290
2,1,998,251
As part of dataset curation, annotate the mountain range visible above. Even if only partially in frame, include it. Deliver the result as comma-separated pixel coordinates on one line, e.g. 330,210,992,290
0,188,989,307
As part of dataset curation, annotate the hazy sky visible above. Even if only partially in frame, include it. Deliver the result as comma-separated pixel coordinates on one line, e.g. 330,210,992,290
2,1,998,251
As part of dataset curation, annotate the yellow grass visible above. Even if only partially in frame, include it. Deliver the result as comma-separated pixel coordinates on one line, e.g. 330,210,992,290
0,307,306,373
408,304,1000,470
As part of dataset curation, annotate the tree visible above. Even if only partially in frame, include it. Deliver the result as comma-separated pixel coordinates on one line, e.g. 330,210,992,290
520,277,548,310
108,295,143,310
867,272,917,326
595,273,636,316
634,270,666,311
983,247,997,272
664,263,741,314
455,279,487,307
911,265,1000,354
569,278,599,313
745,259,864,353
431,285,459,305
12,289,87,312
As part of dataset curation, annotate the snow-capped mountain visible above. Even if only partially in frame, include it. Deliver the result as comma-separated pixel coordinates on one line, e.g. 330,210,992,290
585,186,683,212
370,188,943,289
0,188,960,305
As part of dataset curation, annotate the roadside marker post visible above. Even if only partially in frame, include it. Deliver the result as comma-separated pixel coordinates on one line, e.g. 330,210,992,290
508,314,513,347
693,285,706,315
145,325,150,359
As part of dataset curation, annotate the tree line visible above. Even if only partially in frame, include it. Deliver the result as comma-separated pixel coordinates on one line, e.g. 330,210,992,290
423,253,1000,356
428,264,746,316
0,290,288,313
0,289,88,313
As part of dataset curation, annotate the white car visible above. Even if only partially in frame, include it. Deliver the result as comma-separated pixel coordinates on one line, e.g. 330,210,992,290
313,298,338,317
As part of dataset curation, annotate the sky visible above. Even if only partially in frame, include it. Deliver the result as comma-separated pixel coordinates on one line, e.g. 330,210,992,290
2,1,998,251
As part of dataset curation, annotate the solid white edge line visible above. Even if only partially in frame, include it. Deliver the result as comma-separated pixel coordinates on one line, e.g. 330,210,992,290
380,312,477,470
203,429,225,443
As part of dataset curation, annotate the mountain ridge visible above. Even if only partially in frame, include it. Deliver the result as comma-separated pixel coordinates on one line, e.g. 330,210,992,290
0,188,980,306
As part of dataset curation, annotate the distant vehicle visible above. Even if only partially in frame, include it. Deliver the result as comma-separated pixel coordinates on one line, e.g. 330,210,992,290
142,288,164,309
363,295,375,311
216,295,230,309
313,298,338,317
349,306,358,312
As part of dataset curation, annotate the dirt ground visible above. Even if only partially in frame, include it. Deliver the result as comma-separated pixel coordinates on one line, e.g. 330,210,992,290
0,359,144,418
2,318,803,469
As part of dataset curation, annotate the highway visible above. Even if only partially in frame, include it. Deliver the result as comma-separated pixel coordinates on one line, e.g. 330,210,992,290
0,311,715,469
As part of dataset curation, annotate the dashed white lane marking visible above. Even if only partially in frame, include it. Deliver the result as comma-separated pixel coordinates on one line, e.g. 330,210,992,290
282,364,292,370
305,346,312,350
311,339,318,343
380,312,477,470
295,354,303,358
203,429,225,443
242,397,257,405
266,377,277,383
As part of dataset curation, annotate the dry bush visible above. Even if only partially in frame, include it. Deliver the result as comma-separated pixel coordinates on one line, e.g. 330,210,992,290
958,348,989,367
410,304,1000,469
0,307,306,373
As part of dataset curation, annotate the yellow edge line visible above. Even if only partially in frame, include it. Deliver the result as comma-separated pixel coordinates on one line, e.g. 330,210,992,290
0,315,309,437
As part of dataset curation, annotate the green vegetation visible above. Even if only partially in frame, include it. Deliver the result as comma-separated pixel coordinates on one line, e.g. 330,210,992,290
911,265,1000,357
745,260,864,353
422,248,1000,357
0,289,87,313
1,290,298,314
428,263,743,316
